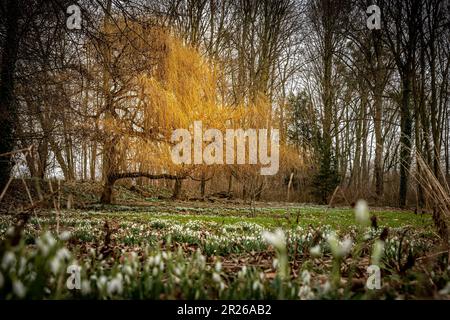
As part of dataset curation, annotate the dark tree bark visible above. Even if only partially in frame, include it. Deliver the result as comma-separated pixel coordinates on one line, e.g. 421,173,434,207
0,0,20,189
100,172,185,204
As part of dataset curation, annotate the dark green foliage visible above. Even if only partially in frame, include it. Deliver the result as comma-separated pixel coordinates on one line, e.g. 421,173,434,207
312,144,340,204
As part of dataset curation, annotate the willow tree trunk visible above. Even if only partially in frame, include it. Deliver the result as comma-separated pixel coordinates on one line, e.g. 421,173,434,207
172,178,183,199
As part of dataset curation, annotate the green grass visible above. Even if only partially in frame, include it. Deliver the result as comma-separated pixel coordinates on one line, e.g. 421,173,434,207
0,202,445,300
75,204,433,231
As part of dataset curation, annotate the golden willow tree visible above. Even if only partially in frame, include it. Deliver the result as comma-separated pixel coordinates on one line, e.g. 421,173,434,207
92,17,304,204
97,22,233,203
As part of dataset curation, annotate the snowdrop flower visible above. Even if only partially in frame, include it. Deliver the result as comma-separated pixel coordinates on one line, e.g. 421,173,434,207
439,282,450,295
27,271,37,282
6,227,14,236
252,280,262,291
2,251,16,270
97,276,107,290
152,267,159,276
341,237,353,255
322,281,331,294
107,275,123,296
272,258,279,269
36,239,49,256
301,270,311,285
130,252,138,262
44,232,57,248
212,272,221,283
18,257,26,276
174,267,181,276
215,261,222,273
327,233,353,258
238,266,247,279
309,245,322,257
56,248,71,261
59,231,71,241
81,280,91,295
50,257,61,274
154,254,161,265
262,229,286,251
298,285,314,300
371,240,385,265
123,265,133,276
13,280,26,298
355,200,370,226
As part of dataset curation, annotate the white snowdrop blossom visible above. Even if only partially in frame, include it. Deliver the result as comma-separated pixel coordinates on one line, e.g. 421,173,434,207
97,276,107,290
215,261,222,273
2,251,16,270
212,272,221,283
107,274,123,296
50,257,61,274
355,200,370,226
309,245,322,257
13,280,26,298
272,258,279,269
371,240,385,265
439,282,450,295
57,248,71,260
341,237,353,255
81,280,91,295
252,280,263,291
59,231,71,241
262,229,286,251
298,285,314,300
238,266,247,279
18,257,26,276
301,270,311,285
322,281,331,294
123,265,133,276
327,233,353,258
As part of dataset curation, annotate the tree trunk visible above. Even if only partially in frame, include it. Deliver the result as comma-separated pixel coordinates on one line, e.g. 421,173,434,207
100,175,115,204
200,171,206,197
0,0,20,189
399,75,413,207
172,178,182,199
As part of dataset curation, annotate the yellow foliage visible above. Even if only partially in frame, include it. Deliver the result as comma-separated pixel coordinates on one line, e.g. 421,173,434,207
95,22,304,176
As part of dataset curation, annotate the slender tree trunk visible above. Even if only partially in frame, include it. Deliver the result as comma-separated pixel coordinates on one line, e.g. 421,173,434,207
0,0,20,189
172,178,182,199
200,171,206,197
399,75,413,207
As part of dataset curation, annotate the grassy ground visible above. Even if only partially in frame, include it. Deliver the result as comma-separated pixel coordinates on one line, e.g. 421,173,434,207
76,201,434,230
0,191,448,299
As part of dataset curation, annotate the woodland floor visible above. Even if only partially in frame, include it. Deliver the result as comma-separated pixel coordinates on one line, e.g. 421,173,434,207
0,181,448,299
